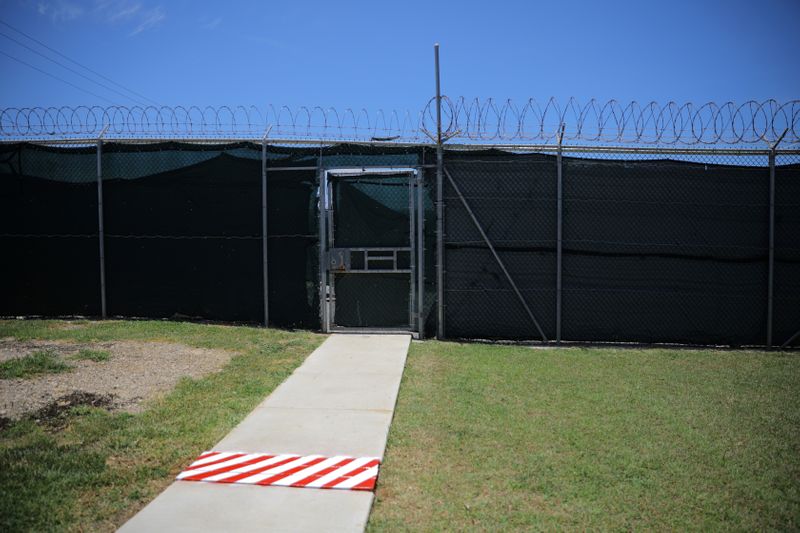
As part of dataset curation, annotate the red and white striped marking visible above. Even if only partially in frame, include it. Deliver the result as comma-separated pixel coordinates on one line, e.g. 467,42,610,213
176,451,381,491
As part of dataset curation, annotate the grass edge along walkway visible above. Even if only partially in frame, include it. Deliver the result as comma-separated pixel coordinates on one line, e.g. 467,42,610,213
0,319,325,532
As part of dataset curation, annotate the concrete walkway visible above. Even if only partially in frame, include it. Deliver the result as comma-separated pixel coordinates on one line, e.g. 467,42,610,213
119,334,410,533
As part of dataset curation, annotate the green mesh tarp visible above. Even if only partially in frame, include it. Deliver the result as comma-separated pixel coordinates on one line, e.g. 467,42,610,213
2,141,797,346
0,143,100,316
330,174,413,328
442,150,799,346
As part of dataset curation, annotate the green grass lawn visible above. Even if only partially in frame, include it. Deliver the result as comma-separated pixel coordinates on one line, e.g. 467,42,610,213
70,348,111,362
0,349,71,379
3,322,798,531
369,342,800,531
0,320,324,532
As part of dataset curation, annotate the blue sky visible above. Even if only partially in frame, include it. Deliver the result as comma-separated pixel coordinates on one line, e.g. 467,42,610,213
0,0,798,112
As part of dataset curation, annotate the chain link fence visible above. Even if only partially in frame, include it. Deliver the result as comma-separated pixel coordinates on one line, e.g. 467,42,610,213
442,149,800,347
1,140,797,347
443,152,557,340
0,143,99,316
775,154,800,346
563,152,772,346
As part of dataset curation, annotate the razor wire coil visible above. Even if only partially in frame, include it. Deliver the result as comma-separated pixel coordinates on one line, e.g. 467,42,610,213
0,98,797,146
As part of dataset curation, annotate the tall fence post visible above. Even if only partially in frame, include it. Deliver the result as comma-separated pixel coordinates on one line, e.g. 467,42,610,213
261,133,270,328
434,42,445,339
556,124,564,344
96,126,109,318
417,160,425,339
317,146,328,333
767,147,775,348
766,128,788,348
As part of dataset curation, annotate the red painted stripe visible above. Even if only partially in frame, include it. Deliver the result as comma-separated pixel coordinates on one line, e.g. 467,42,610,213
214,455,302,484
181,455,277,481
321,459,381,489
254,457,328,486
185,452,248,471
290,458,356,487
187,451,220,467
178,452,382,492
352,476,378,491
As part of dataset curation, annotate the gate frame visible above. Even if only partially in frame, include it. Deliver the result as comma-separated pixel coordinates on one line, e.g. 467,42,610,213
319,166,424,337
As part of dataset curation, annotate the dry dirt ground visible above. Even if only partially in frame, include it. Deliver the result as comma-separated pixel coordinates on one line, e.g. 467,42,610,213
0,337,237,422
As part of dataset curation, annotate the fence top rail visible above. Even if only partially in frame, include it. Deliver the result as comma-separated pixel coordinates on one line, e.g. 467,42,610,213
1,98,797,146
1,137,798,157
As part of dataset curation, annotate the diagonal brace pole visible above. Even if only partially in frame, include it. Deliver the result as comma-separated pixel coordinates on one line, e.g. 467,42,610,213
781,328,800,349
443,167,548,341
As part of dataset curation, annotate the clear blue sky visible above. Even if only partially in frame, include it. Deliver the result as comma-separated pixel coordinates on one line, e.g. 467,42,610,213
0,0,798,111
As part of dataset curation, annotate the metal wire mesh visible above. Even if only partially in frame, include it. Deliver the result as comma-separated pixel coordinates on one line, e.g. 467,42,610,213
1,138,797,346
100,142,264,322
0,143,100,316
326,172,416,329
440,149,798,346
561,152,769,345
443,153,557,340
774,153,800,347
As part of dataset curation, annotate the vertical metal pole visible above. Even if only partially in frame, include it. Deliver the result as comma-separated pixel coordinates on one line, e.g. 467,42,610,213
764,129,787,348
326,169,335,330
556,125,564,344
434,42,445,339
409,173,416,331
318,149,328,333
261,139,269,327
417,167,425,339
96,137,107,318
767,148,775,348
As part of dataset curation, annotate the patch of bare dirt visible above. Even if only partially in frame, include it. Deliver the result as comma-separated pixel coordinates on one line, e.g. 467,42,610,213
31,391,116,430
0,339,237,422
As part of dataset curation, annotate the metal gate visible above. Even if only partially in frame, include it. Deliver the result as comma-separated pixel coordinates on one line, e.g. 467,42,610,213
319,168,423,336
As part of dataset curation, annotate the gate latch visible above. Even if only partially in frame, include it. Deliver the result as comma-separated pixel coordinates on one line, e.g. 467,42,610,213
328,248,351,272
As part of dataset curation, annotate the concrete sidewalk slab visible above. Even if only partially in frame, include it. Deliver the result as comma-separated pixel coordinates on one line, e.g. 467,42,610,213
119,334,410,533
215,407,392,457
264,372,401,411
120,482,374,533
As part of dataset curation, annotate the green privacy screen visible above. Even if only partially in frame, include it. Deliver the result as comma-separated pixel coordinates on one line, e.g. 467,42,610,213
442,150,799,346
0,142,320,329
1,142,798,346
330,174,413,328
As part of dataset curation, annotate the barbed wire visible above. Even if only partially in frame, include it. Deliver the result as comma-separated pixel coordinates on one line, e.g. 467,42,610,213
427,98,799,146
0,105,423,142
0,98,797,145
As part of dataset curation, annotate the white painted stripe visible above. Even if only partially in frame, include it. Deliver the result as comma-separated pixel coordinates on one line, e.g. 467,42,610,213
192,451,216,462
187,451,235,468
202,454,298,482
270,456,350,487
331,465,379,489
177,451,382,491
303,457,375,488
177,453,263,479
236,455,324,485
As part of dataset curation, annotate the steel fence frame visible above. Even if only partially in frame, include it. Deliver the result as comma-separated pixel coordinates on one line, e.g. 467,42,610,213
440,143,798,349
1,136,798,348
